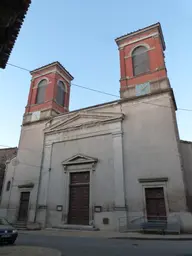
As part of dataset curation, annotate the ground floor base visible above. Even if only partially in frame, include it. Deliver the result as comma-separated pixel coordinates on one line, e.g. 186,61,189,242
1,207,192,233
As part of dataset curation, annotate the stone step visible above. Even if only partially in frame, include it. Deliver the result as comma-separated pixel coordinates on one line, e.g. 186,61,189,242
13,222,27,230
15,227,28,230
13,226,27,230
13,222,41,231
50,224,99,231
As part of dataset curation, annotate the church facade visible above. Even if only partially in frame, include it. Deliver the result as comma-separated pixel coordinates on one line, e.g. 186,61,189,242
1,23,192,232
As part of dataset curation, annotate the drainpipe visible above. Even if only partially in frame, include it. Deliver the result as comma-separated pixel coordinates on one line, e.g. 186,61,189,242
45,144,53,227
119,102,129,228
34,135,45,223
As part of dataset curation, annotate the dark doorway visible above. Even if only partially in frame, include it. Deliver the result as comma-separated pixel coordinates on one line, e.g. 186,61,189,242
68,172,90,225
18,192,30,221
145,187,167,221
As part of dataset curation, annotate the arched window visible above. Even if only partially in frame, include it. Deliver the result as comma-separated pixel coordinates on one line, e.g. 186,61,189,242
132,46,149,76
56,81,66,106
6,181,11,191
36,79,47,104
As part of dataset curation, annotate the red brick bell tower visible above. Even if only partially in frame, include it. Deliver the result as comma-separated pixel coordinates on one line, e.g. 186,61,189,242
115,23,170,98
24,62,74,124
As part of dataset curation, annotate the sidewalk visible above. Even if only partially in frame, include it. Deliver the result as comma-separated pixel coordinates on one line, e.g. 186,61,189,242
19,229,192,240
0,246,61,256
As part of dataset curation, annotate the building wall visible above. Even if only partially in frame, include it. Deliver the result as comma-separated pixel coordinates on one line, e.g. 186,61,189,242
26,64,72,114
117,25,167,95
0,122,46,223
35,91,192,231
121,94,188,225
48,135,115,228
1,90,192,231
0,147,17,198
36,113,126,230
0,157,16,218
180,141,192,212
95,92,190,231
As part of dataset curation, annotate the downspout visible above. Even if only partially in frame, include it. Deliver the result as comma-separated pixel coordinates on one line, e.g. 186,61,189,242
45,144,53,227
120,102,129,228
124,48,128,88
27,78,34,113
34,135,45,223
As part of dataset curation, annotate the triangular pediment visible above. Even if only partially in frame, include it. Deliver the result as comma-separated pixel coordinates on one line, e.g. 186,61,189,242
62,154,98,166
45,111,123,133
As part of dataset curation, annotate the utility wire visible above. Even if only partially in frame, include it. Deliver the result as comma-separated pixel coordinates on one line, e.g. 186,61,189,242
7,63,30,72
6,62,192,112
70,82,118,98
7,62,118,98
3,48,192,191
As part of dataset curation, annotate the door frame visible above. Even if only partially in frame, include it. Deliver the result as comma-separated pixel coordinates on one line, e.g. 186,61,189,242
64,167,93,225
17,188,31,222
62,155,97,226
141,181,169,221
68,172,90,225
61,154,98,225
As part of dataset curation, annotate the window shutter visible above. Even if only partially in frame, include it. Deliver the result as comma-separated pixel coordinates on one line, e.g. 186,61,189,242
36,86,45,104
132,46,149,76
56,81,65,106
36,79,47,104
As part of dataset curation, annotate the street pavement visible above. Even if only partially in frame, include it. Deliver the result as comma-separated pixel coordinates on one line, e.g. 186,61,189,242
0,246,61,256
12,232,192,256
19,229,192,240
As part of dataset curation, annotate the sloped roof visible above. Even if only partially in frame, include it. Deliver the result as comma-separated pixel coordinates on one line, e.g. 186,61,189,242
180,140,192,145
115,22,166,51
0,0,31,69
30,61,74,80
0,147,17,164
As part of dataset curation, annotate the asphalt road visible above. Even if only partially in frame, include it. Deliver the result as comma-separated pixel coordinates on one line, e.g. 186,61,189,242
14,233,192,256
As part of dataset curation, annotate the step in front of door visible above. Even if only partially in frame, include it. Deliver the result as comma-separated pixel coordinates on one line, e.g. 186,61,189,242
50,224,99,231
13,221,27,230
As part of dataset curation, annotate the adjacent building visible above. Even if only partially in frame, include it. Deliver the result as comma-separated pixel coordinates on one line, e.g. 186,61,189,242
0,0,31,69
1,23,192,232
0,148,17,198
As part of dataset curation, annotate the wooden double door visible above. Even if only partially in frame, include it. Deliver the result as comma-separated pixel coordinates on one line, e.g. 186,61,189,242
18,192,30,221
68,172,90,225
145,187,167,221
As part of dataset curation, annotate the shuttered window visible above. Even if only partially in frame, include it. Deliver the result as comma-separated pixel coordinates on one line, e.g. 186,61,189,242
36,79,47,104
132,46,149,76
56,81,66,106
